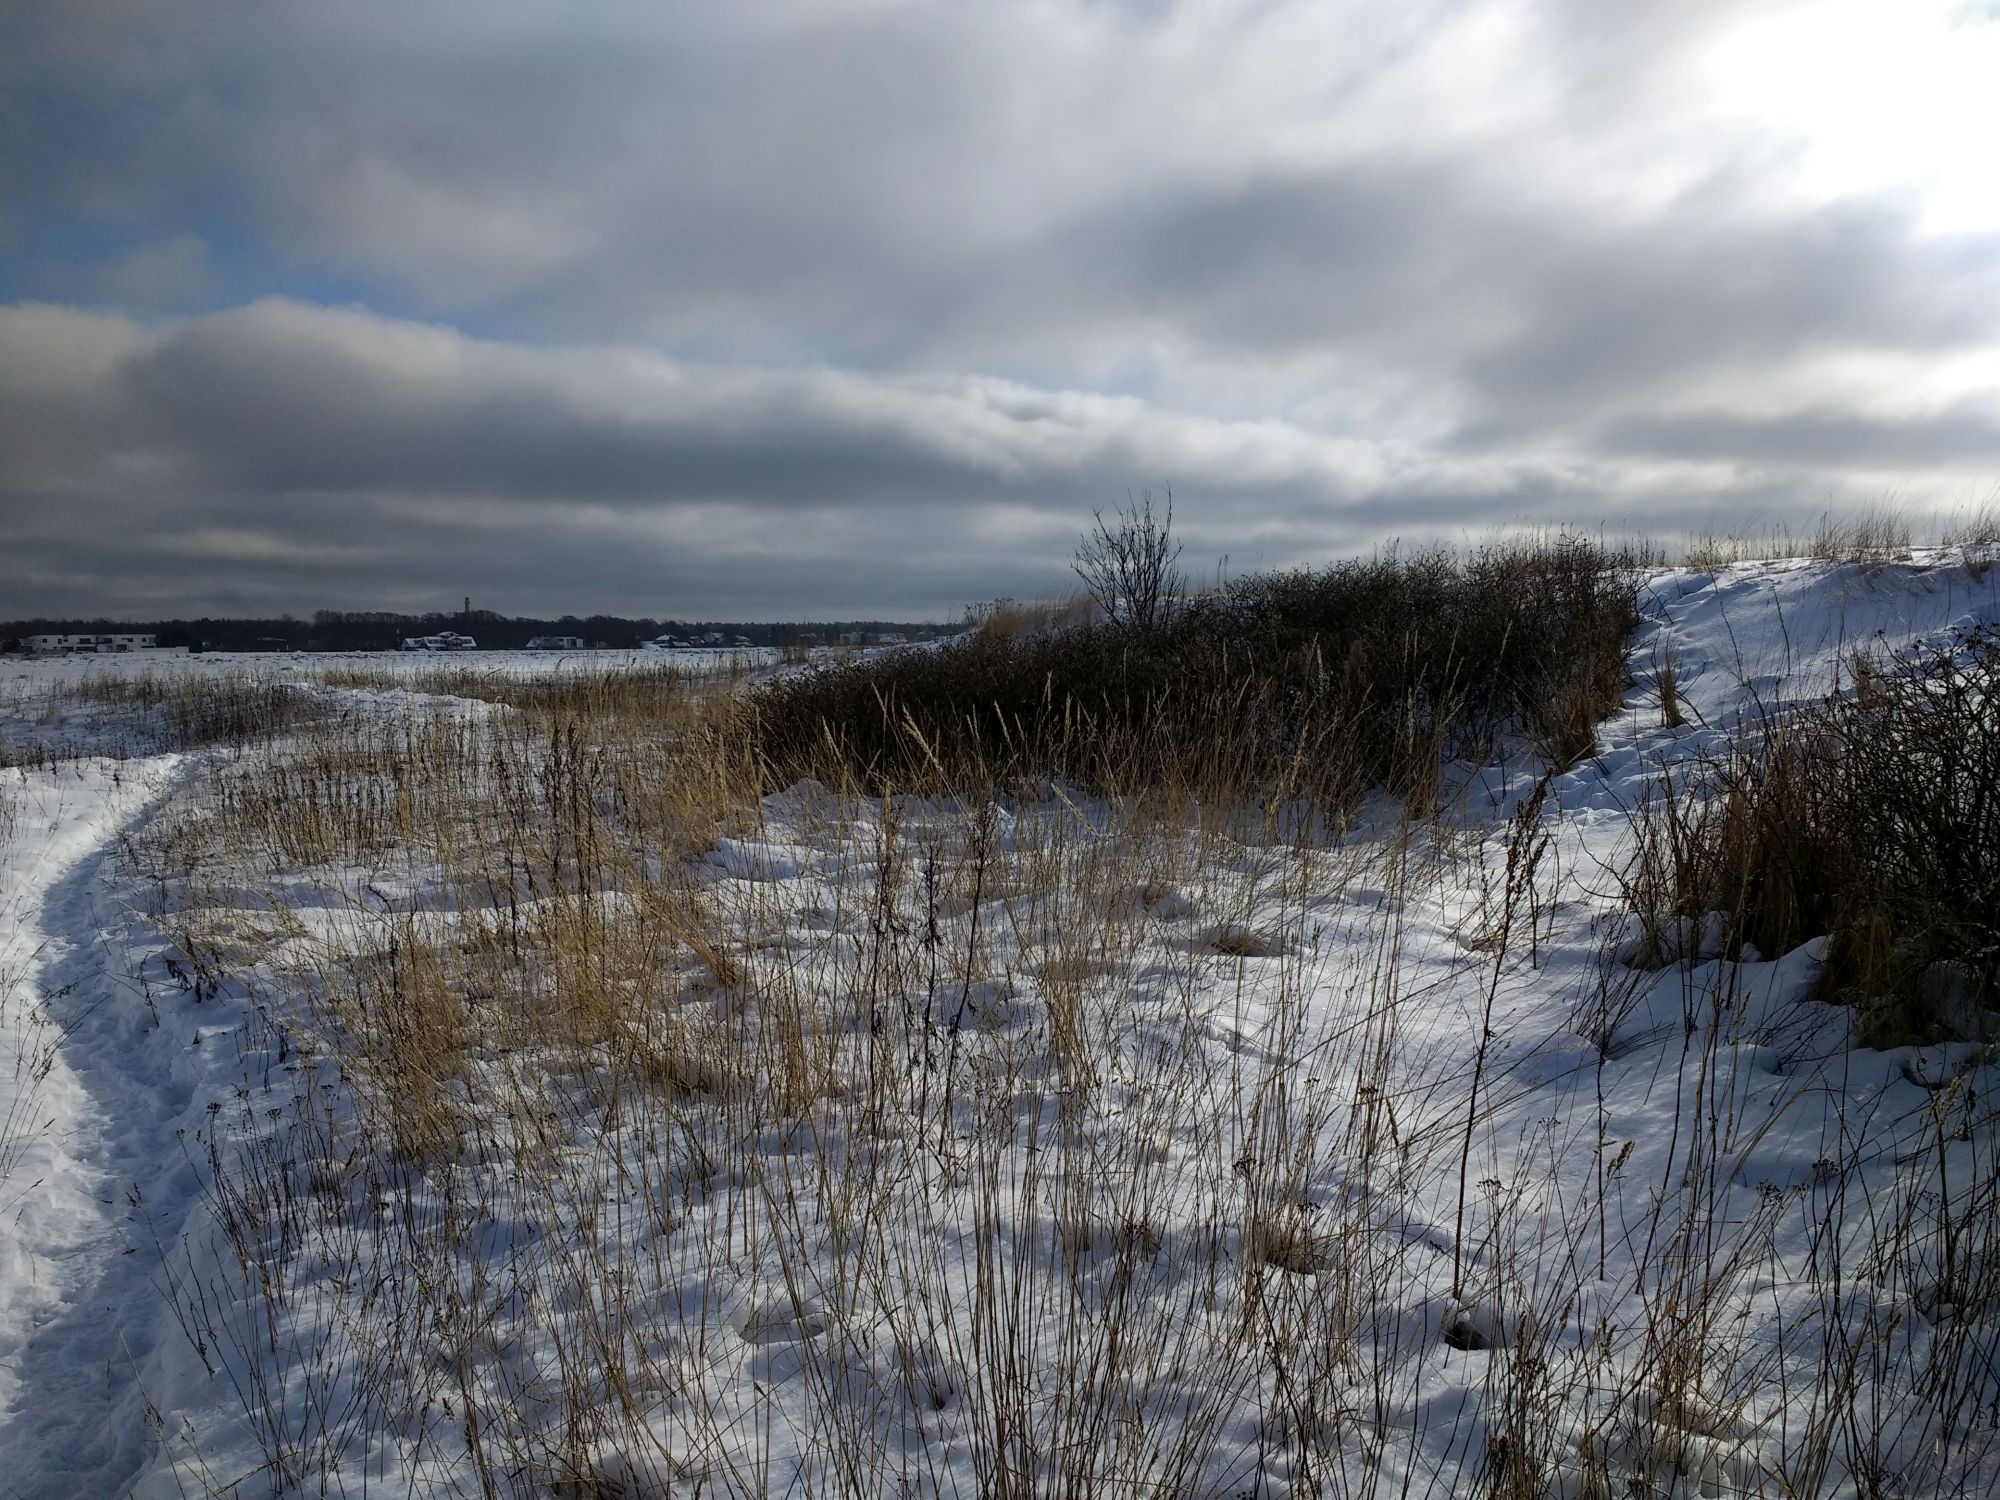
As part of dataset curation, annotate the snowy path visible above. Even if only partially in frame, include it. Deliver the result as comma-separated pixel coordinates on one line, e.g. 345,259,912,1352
0,756,231,1498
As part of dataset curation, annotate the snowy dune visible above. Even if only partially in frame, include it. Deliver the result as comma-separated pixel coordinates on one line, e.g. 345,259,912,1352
0,553,1995,1497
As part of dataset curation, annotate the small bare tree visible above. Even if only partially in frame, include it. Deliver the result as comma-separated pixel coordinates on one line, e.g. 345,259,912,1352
1073,491,1185,635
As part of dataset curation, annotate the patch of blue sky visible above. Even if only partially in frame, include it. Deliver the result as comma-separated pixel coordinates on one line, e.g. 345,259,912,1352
0,207,550,344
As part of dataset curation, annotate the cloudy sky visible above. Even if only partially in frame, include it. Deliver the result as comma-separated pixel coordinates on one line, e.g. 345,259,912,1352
4,0,1999,620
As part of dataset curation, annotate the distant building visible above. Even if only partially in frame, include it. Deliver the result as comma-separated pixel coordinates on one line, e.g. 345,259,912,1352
25,632,159,655
646,633,756,650
400,631,478,652
525,635,585,650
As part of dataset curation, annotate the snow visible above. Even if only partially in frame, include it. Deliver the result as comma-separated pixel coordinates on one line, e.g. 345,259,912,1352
0,553,1995,1496
0,755,184,1461
1633,551,2000,724
3,646,775,691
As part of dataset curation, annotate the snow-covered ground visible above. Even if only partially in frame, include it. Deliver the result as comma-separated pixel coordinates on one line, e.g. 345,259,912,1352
4,646,776,690
0,554,1996,1497
0,755,186,1468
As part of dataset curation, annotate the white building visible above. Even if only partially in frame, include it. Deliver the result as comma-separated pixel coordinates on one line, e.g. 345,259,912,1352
25,632,159,655
525,635,585,650
400,631,478,652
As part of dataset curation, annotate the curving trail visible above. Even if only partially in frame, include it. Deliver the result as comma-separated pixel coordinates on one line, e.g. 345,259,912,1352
0,755,218,1500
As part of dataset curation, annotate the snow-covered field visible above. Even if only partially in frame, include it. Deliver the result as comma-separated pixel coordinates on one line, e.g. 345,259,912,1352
1,555,1996,1497
2,647,777,704
8,648,774,677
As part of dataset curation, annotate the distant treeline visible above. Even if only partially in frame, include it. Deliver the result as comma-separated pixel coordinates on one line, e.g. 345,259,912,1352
0,609,959,653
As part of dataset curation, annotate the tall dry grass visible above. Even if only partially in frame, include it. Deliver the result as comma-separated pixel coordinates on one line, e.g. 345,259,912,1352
65,547,1999,1497
753,534,1643,801
149,680,1441,1493
0,669,326,769
1680,501,1964,572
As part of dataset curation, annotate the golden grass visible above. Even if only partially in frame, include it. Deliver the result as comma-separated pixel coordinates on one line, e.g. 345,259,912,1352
47,556,1994,1497
1678,501,1983,571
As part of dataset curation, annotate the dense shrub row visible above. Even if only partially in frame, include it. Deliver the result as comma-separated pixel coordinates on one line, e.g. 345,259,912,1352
751,535,1642,803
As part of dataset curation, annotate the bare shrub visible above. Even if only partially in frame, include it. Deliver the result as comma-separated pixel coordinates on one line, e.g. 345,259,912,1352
1072,490,1184,636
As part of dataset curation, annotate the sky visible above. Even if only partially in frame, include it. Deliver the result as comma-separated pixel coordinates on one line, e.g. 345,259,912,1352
3,0,1999,621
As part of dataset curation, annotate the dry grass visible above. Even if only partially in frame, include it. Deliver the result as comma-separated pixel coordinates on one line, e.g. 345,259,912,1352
755,534,1643,799
148,692,1426,1493
19,546,1992,1497
1806,503,1913,564
1944,499,2000,548
1682,502,1958,572
1946,499,2000,577
315,657,746,714
0,669,325,767
1654,645,1684,729
968,595,1096,646
1618,624,1999,1043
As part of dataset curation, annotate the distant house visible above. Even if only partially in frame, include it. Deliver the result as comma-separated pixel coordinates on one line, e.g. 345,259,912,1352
400,631,478,652
25,632,159,655
646,632,755,651
525,635,585,650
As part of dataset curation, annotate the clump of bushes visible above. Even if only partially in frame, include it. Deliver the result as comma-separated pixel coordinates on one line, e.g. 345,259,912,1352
1625,625,2000,1042
751,529,1641,806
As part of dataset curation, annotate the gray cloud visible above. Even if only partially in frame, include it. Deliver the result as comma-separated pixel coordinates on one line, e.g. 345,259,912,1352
1599,401,2000,471
21,0,1976,380
1462,197,2000,428
2,2,1997,616
0,298,1955,619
